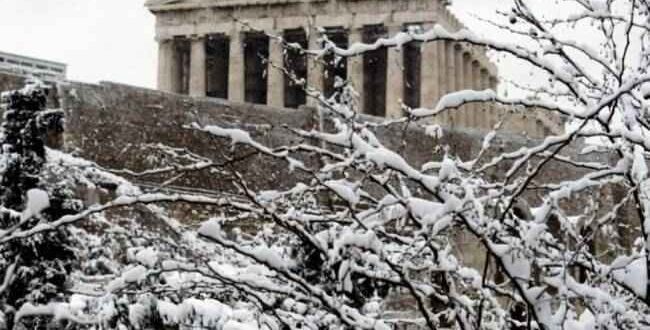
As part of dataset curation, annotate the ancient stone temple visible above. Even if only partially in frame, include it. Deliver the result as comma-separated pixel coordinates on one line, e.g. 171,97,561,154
146,0,559,135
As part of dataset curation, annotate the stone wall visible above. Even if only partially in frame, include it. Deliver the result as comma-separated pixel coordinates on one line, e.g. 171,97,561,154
61,80,319,192
55,80,549,187
0,71,580,194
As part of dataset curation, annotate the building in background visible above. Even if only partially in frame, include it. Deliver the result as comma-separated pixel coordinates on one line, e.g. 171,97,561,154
145,1,496,111
0,51,67,81
146,0,562,136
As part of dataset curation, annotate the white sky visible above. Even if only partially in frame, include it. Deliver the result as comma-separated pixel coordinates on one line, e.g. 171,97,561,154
0,0,157,87
0,0,570,90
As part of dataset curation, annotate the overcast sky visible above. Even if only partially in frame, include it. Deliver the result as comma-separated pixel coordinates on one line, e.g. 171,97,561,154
0,0,157,87
0,0,543,89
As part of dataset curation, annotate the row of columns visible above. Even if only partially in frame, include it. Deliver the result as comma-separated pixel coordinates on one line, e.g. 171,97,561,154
157,27,499,130
417,41,498,129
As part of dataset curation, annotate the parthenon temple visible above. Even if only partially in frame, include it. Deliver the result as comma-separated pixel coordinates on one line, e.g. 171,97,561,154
146,0,561,136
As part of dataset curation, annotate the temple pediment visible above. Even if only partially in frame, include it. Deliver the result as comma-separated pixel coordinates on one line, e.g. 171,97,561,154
145,0,188,7
146,0,324,11
146,0,210,10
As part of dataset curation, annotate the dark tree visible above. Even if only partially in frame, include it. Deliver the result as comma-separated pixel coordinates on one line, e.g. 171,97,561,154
0,85,80,328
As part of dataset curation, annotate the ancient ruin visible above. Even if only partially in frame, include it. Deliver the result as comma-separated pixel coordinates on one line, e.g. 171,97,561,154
145,1,506,123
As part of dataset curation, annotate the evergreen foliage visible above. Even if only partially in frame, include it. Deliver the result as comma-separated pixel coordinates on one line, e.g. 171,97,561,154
0,85,79,328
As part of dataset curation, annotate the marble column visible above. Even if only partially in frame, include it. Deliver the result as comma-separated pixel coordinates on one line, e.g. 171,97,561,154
490,76,499,90
454,47,465,91
471,61,482,129
307,29,324,107
189,36,206,97
463,53,473,90
480,69,494,129
421,25,440,123
157,39,177,93
228,30,244,102
348,28,364,113
480,68,490,90
461,52,475,128
267,35,285,107
445,41,457,126
453,45,465,126
437,41,448,125
491,76,500,128
386,26,404,119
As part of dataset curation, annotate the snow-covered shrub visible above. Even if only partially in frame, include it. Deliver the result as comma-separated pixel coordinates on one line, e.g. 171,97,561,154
4,1,650,329
0,84,83,328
